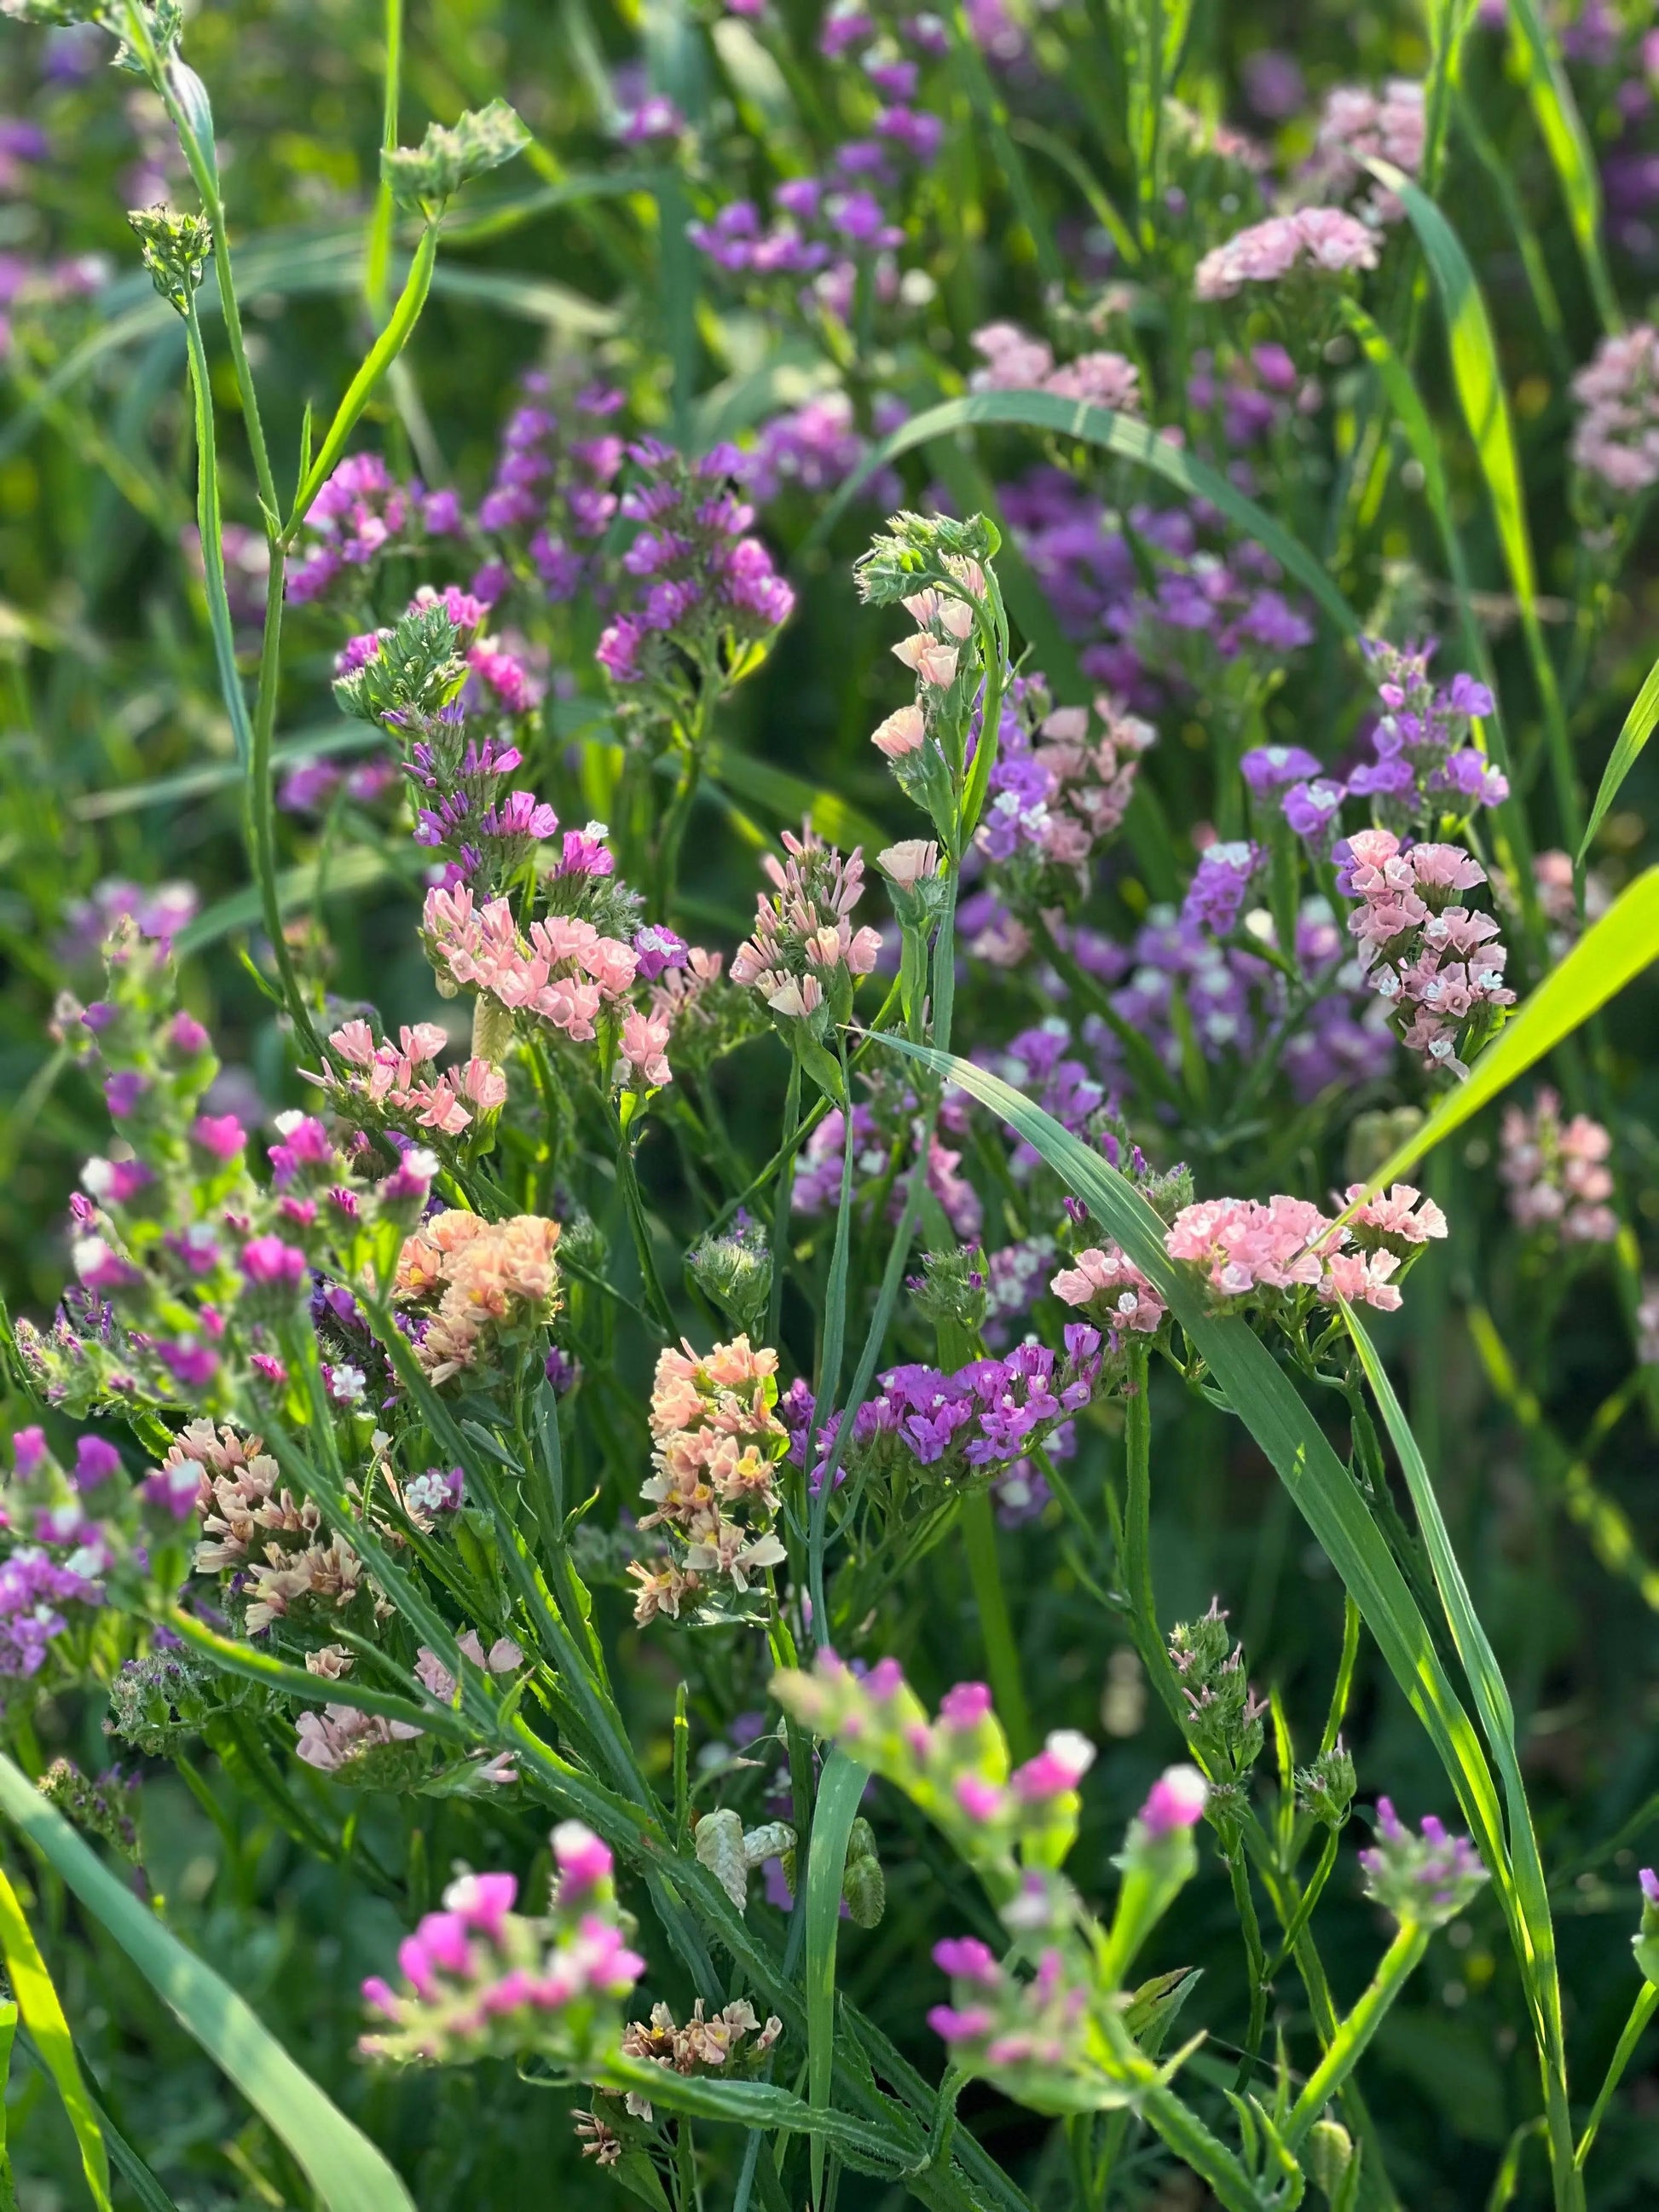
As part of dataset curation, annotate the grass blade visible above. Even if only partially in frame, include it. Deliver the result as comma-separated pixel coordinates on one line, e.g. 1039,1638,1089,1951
1371,158,1581,850
1343,1310,1576,2198
1578,651,1659,865
286,224,438,539
0,1757,416,2212
1353,866,1659,1198
878,1039,1513,1891
800,389,1361,641
0,1867,111,2210
182,307,254,768
1502,0,1621,334
806,1749,870,2209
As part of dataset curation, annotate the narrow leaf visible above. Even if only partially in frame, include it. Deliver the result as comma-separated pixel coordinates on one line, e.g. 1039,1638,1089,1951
1579,652,1659,864
807,1749,870,2209
801,390,1361,641
287,224,440,537
1355,866,1659,1197
0,1759,416,2212
0,1868,111,2210
1503,0,1622,332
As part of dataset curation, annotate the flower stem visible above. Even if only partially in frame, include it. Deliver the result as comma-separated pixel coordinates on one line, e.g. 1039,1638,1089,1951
1574,1979,1659,2170
961,1489,1033,1760
1285,1920,1430,2149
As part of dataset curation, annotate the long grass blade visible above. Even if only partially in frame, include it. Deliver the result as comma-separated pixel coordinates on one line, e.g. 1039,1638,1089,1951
806,1749,870,2209
800,390,1361,639
1352,866,1659,1198
1578,651,1659,865
1372,158,1581,849
286,224,438,539
1501,0,1621,333
0,1868,112,2210
877,1040,1514,1897
0,1759,416,2212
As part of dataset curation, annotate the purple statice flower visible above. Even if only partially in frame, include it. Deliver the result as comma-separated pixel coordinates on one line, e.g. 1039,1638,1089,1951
633,925,688,982
1240,743,1321,794
1181,841,1260,936
1347,638,1505,829
1283,777,1347,846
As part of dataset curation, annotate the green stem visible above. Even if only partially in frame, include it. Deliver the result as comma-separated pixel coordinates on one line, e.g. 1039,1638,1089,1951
961,1490,1033,1761
1574,1980,1659,2170
1139,2083,1270,2212
1285,1920,1430,2149
365,0,404,321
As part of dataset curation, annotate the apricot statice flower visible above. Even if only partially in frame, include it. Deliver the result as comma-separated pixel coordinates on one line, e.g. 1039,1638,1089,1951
616,1998,782,2119
394,1210,564,1383
1499,1090,1619,1245
628,1335,790,1624
1339,828,1515,1077
179,1418,372,1637
729,825,882,1025
1194,206,1379,301
1162,1187,1441,1314
360,1822,644,2067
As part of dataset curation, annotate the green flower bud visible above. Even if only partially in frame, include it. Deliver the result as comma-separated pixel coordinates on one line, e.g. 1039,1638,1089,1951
1296,1741,1357,1828
842,1817,886,1929
1305,2118,1356,2200
381,98,530,217
126,204,211,317
333,604,467,725
685,1218,772,1342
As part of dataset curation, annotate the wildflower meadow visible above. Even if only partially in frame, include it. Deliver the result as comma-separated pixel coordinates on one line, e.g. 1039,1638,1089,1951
2,0,1659,2205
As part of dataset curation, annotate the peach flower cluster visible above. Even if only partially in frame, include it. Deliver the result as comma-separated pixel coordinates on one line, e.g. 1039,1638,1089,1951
395,1209,564,1383
1343,829,1515,1078
420,884,669,1089
314,1018,507,1138
628,1335,789,1624
178,1418,369,1635
1499,1090,1619,1245
730,827,882,1021
1570,324,1659,497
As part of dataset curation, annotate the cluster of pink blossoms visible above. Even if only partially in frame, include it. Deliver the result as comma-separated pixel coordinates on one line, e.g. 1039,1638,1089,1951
1342,830,1515,1077
361,1823,644,2067
1164,1181,1448,1313
629,1336,790,1623
730,829,882,1021
1304,78,1425,218
772,1653,1095,1873
1194,205,1380,301
1570,325,1659,497
1049,1246,1166,1336
1499,1090,1619,1245
968,321,1142,412
928,1764,1208,2081
309,1019,506,1140
420,884,671,1088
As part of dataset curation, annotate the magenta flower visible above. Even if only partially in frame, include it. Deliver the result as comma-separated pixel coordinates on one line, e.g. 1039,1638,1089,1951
240,1236,309,1291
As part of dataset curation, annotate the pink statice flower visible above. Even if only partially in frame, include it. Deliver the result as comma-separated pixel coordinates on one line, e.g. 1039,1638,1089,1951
1498,1089,1619,1245
1194,206,1379,301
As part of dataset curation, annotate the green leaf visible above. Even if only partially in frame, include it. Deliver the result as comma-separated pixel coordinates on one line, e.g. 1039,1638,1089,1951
1371,157,1581,850
1342,1310,1565,2078
806,1749,870,2209
1337,298,1537,901
801,389,1361,642
1356,866,1659,1196
0,1757,416,2212
172,841,422,955
0,1999,14,2212
600,2054,915,2175
182,309,254,769
72,721,381,823
704,742,888,854
0,1868,110,2211
286,224,440,538
877,1039,1516,1897
1501,0,1622,333
1578,652,1659,864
